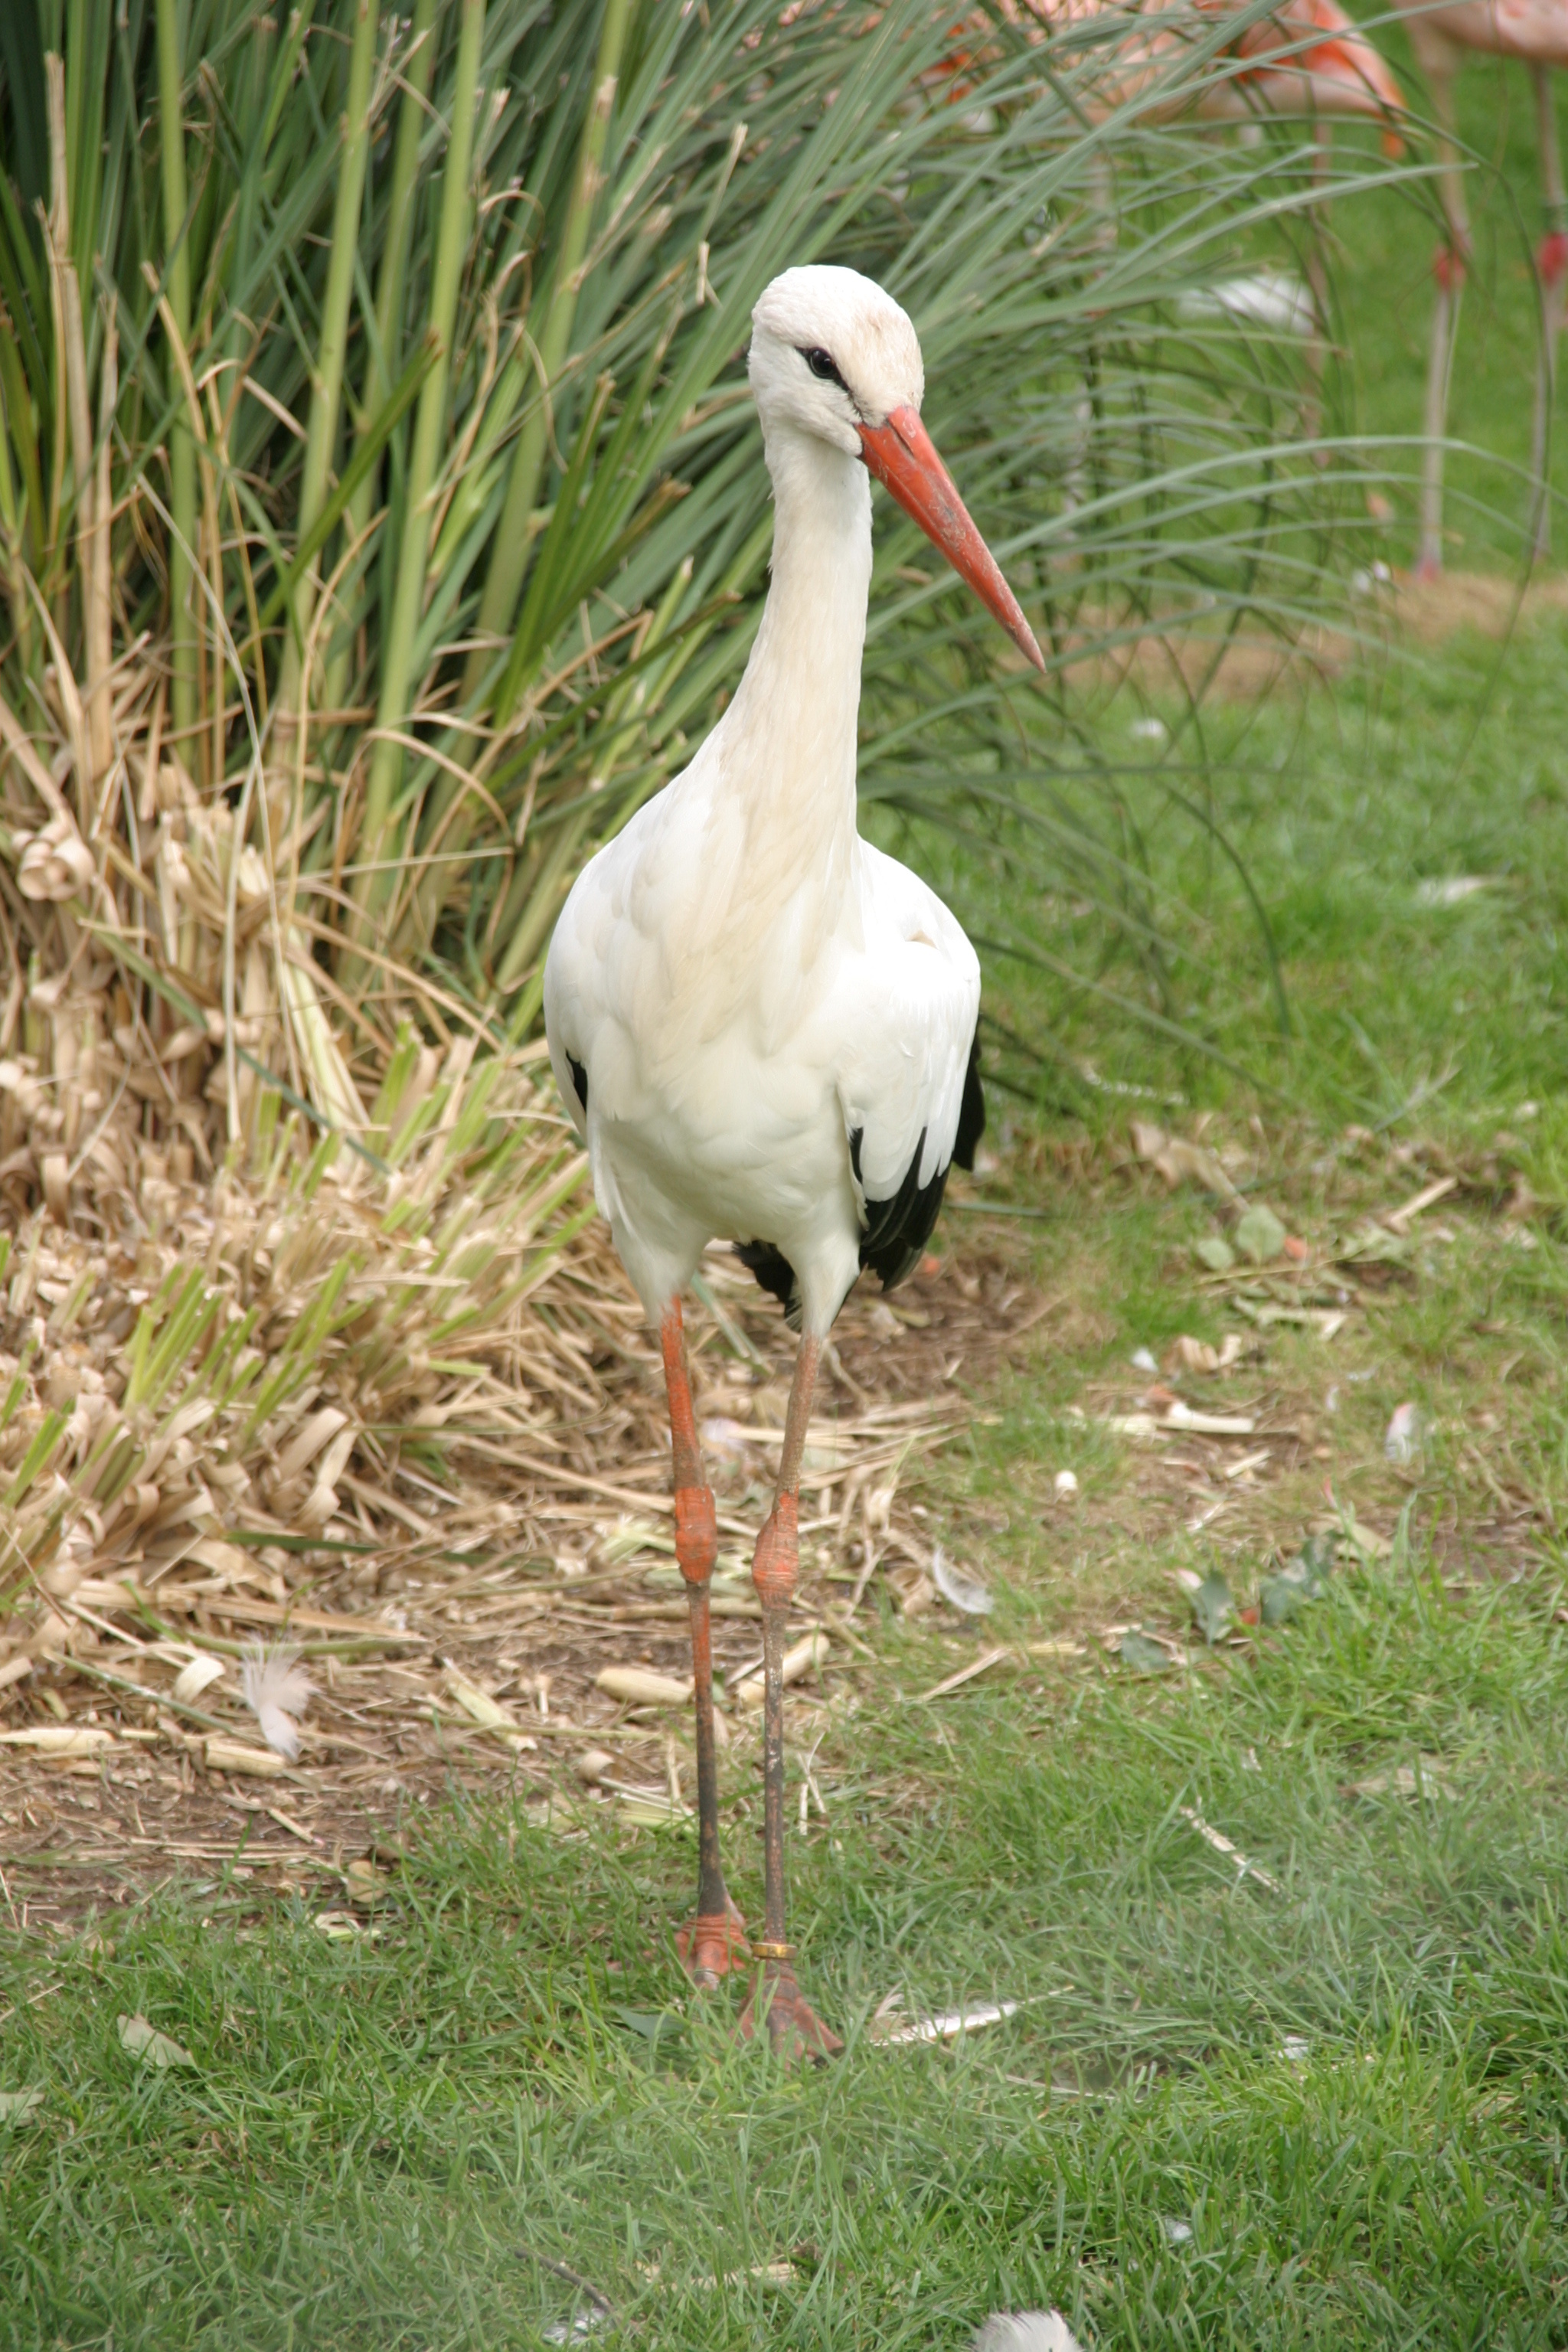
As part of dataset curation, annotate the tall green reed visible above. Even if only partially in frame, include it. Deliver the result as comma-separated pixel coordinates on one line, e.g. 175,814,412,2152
0,0,1411,1135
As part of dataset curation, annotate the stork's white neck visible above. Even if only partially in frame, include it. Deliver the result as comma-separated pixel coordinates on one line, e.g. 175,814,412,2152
716,420,872,864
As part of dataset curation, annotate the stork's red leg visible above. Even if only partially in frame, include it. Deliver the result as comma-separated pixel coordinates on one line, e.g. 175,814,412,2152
739,1333,842,2060
660,1301,748,1987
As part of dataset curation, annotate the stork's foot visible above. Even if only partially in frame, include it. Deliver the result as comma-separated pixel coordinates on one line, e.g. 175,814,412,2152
676,1898,750,1989
738,1955,842,2062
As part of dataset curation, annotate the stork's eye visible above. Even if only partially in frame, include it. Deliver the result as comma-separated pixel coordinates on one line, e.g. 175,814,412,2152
801,345,847,389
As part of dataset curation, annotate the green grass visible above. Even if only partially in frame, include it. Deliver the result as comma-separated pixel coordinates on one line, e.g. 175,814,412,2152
4,1551,1568,2348
916,603,1568,1142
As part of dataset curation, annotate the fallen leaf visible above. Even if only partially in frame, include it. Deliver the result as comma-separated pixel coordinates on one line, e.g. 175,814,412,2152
443,1664,538,1749
595,1667,694,1707
612,2006,688,2049
1335,1513,1392,1560
589,1517,667,1569
543,2316,609,2345
1261,1529,1337,1625
0,1727,116,1756
1165,1333,1247,1376
616,1795,691,1828
784,1629,831,1684
1195,1234,1236,1272
203,1736,285,1779
1132,1122,1240,1199
171,1654,225,1704
1348,1759,1455,1802
1337,1222,1415,1266
0,2087,43,2122
1096,1411,1161,1439
1222,1445,1272,1481
1385,1174,1459,1232
1234,1203,1287,1264
871,1998,1020,2046
1259,1573,1308,1627
1119,1630,1171,1673
1188,1573,1234,1645
914,1644,1011,1702
1178,1805,1281,1890
733,1628,833,1703
1300,1529,1338,1579
1163,1402,1256,1436
314,1909,383,1940
635,2256,808,2289
118,2014,196,2069
932,1547,994,1615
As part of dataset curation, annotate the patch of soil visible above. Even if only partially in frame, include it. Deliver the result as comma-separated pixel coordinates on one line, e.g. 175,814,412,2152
0,1243,1057,1921
1057,568,1568,707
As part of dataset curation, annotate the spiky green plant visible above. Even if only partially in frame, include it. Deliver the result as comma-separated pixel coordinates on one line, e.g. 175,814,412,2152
0,0,1406,1160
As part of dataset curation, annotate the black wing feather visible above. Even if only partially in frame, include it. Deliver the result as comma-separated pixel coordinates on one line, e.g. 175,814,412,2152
857,1018,984,1292
735,1024,985,1322
856,1123,949,1292
953,1027,985,1170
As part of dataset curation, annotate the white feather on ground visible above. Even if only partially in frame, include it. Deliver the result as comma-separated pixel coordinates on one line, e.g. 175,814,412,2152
932,1546,994,1616
973,2314,1086,2352
240,1642,315,1762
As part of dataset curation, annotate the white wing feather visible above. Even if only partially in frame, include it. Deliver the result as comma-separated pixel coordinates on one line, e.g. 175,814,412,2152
831,840,979,1210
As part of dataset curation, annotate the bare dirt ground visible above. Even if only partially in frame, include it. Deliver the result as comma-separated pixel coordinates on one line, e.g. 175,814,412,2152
0,1242,1060,1929
1060,567,1568,705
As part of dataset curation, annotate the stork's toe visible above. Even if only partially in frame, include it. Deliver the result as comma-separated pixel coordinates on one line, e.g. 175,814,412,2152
676,1898,750,1988
738,1960,842,2061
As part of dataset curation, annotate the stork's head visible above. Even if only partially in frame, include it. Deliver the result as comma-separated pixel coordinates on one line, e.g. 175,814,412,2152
749,264,1044,671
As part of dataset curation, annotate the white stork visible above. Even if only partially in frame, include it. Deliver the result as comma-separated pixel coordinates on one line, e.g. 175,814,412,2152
544,265,1043,2054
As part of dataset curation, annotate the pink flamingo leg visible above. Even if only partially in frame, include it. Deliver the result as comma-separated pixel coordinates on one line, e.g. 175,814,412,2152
1530,62,1566,559
1417,53,1469,581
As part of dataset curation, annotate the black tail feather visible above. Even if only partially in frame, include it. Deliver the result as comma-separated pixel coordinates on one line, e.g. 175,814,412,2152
734,1238,802,1330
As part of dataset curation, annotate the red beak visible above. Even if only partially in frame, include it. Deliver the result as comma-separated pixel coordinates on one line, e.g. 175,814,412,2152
858,405,1045,672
